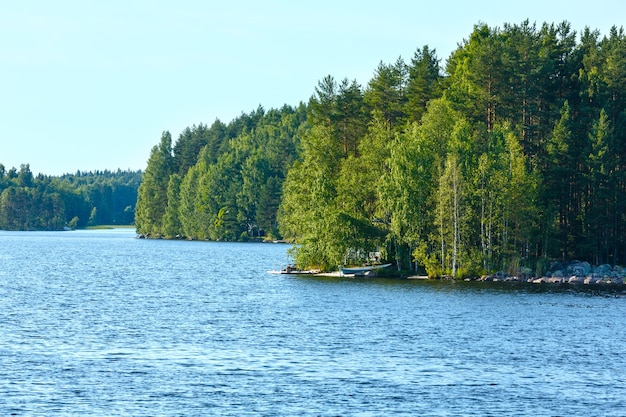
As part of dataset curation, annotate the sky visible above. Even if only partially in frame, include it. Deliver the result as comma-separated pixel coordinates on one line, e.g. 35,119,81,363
1,0,624,175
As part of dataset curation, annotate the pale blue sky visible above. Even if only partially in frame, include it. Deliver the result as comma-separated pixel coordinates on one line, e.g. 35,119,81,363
1,0,623,175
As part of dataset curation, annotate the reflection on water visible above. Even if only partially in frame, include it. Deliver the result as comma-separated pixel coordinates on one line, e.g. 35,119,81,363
1,229,625,416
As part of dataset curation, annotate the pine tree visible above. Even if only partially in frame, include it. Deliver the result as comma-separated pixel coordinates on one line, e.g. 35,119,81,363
405,45,441,123
162,174,182,238
135,131,174,237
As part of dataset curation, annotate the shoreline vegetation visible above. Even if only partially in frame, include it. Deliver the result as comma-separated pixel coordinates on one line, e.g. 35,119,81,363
272,259,626,287
0,167,141,231
135,20,626,279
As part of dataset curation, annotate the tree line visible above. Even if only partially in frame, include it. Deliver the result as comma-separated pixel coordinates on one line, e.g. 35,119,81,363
136,21,626,276
0,164,141,230
135,105,306,240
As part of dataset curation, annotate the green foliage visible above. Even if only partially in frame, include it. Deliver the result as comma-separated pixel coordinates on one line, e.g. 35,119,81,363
364,58,408,129
0,167,141,231
279,123,343,269
162,174,183,238
142,104,307,241
135,131,175,237
135,19,626,271
405,45,443,123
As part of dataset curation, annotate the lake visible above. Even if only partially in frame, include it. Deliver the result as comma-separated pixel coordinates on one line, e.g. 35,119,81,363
1,228,624,416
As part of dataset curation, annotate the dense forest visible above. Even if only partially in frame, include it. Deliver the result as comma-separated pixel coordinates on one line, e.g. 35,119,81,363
136,21,626,277
135,105,307,240
0,164,141,230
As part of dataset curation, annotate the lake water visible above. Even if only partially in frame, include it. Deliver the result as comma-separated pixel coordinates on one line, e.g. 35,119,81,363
1,229,625,416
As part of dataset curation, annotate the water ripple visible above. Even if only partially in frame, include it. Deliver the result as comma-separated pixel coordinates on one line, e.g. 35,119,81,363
0,230,624,416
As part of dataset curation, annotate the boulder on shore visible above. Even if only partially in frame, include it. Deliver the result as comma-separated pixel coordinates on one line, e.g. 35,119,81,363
474,261,624,286
540,260,625,286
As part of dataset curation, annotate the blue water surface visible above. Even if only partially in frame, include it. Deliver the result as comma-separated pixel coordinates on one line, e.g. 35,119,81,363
0,229,624,416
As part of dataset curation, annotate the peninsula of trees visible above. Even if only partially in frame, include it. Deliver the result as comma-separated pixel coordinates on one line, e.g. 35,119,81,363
0,164,141,230
136,21,626,277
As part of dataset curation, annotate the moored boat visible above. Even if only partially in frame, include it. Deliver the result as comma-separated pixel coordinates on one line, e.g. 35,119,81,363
338,263,392,276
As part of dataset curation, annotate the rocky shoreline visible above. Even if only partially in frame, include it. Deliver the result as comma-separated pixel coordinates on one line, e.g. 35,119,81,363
477,260,625,286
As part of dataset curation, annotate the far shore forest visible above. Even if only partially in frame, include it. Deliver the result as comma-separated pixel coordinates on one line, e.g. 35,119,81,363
5,21,626,278
0,167,141,230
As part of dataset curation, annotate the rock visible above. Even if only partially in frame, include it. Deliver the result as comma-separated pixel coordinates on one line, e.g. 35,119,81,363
568,276,585,284
518,267,533,280
472,261,624,287
482,271,513,282
593,264,613,275
581,261,591,275
566,260,590,277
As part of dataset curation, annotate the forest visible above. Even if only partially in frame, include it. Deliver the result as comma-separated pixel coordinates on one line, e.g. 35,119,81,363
0,164,141,230
135,21,626,277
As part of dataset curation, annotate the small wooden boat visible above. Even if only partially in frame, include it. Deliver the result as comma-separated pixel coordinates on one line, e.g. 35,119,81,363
338,263,392,276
